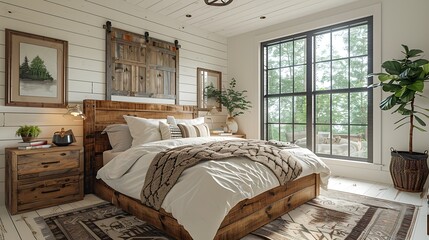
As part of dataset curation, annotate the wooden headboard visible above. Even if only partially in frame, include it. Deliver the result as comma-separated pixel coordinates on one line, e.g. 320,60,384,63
83,99,197,193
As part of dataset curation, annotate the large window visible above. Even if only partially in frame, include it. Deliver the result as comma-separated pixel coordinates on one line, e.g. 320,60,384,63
261,17,373,162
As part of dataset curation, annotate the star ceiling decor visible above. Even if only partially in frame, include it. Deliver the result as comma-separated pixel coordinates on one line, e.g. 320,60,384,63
204,0,233,6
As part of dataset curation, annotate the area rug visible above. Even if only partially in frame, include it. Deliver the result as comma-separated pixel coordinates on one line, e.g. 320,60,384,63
34,190,418,240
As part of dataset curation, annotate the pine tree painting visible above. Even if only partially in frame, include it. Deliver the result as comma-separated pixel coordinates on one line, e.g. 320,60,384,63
19,56,31,79
19,55,54,81
19,42,58,98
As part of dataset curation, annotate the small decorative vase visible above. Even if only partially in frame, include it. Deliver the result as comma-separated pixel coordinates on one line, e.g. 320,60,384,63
226,117,238,133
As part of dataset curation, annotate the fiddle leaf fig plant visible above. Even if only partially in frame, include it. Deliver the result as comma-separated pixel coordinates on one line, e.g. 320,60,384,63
205,78,252,117
369,45,429,153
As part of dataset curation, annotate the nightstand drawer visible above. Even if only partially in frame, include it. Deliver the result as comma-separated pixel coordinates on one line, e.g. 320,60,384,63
17,150,80,178
18,175,81,205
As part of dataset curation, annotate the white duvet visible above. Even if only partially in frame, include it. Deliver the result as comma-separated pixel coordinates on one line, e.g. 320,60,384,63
97,137,330,240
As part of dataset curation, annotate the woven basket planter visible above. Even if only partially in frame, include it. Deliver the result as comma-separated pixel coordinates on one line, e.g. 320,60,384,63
390,149,429,192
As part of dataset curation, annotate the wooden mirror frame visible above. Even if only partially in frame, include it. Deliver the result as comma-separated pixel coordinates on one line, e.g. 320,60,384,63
197,68,222,111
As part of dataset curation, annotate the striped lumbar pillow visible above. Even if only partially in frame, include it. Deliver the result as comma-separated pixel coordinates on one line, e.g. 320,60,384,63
159,121,183,140
177,123,211,138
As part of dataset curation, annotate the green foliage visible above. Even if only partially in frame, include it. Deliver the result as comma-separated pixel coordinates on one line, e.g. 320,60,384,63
205,78,252,117
19,56,31,78
19,55,53,81
15,125,41,137
368,45,429,152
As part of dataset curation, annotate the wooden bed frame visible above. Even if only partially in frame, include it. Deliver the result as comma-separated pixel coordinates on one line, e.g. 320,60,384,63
83,99,320,240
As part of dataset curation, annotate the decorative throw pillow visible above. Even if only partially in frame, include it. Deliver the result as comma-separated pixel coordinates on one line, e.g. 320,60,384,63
102,124,132,152
177,123,211,138
166,116,177,126
159,121,183,140
193,123,210,137
123,115,166,147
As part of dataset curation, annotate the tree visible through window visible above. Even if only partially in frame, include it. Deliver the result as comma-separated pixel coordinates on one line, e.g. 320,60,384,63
261,17,373,162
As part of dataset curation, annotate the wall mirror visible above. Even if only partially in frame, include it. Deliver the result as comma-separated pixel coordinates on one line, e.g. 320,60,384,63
197,68,222,111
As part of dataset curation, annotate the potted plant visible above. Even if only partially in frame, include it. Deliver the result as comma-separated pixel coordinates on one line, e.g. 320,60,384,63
369,44,429,192
206,78,252,133
16,125,41,142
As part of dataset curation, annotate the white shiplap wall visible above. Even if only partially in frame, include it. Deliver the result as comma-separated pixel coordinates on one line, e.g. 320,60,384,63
0,0,228,205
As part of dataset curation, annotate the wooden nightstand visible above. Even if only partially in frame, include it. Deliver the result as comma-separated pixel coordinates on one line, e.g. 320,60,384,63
5,145,84,215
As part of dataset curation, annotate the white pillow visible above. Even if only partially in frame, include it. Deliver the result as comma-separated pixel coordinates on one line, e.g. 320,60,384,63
102,124,132,152
168,116,205,126
123,115,166,147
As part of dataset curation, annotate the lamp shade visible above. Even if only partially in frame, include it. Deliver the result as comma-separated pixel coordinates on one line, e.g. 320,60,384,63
63,105,86,120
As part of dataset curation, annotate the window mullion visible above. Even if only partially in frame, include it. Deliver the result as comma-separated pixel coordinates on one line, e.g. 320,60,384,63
348,27,351,157
306,34,313,150
329,30,333,156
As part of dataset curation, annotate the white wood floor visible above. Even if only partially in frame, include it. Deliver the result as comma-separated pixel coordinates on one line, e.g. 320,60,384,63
0,176,428,240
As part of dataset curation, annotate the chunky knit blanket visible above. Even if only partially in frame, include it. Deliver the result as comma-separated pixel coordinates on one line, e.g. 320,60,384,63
140,139,303,210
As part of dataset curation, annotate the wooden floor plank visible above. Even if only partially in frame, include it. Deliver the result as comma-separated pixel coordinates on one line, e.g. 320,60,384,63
66,194,105,210
36,206,65,217
22,214,46,240
362,182,393,199
0,206,22,240
411,204,427,240
56,203,76,212
328,176,374,194
11,211,40,240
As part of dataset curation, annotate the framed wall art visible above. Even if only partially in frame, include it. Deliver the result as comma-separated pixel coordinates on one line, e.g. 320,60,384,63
104,22,179,104
197,67,222,111
5,29,68,108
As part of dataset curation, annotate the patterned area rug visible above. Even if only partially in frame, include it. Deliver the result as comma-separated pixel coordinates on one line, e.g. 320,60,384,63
35,190,418,240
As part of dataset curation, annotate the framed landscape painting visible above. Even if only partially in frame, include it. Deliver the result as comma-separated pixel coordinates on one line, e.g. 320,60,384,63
5,29,68,108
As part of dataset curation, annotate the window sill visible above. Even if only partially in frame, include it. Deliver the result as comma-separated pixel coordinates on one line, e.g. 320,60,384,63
321,157,383,171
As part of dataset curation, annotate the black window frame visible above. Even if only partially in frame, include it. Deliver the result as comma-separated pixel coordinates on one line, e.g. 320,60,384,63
260,16,373,162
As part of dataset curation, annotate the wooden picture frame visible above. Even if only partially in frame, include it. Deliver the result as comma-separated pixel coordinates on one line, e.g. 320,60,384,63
105,24,179,104
197,67,222,111
5,29,68,108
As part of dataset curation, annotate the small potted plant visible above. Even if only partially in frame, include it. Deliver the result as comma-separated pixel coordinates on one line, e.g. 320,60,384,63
206,78,252,133
16,125,41,142
369,44,429,192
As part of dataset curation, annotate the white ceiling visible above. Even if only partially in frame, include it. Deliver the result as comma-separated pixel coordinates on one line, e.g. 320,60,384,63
122,0,359,37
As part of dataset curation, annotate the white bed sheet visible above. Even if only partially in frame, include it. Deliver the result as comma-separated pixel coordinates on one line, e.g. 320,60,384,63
102,150,123,165
97,137,330,240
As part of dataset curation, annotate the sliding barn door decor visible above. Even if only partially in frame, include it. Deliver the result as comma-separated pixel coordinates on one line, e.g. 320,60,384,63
104,21,180,103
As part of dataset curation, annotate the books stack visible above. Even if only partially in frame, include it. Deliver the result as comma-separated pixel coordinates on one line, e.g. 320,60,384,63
218,132,233,136
211,131,233,136
211,130,225,135
18,140,51,150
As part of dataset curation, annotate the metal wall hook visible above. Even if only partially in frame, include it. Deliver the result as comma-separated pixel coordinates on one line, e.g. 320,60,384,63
144,31,149,43
104,21,112,33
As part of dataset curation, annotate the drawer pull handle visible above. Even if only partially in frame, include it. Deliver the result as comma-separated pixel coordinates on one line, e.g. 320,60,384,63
41,161,60,165
60,153,67,156
41,189,60,194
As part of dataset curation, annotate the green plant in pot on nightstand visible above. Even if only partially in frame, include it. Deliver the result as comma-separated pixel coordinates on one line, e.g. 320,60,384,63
206,78,252,133
16,125,41,142
369,44,429,192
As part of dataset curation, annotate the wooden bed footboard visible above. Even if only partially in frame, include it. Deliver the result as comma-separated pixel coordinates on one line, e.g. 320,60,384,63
83,99,321,240
95,174,319,240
